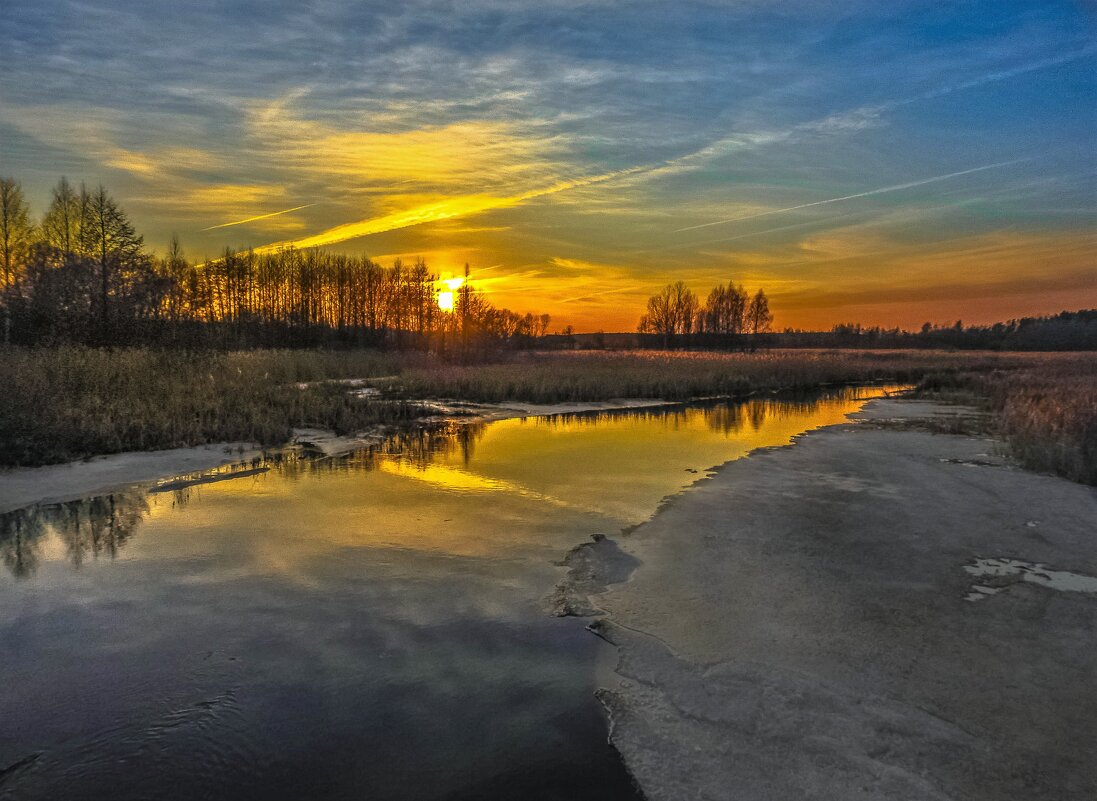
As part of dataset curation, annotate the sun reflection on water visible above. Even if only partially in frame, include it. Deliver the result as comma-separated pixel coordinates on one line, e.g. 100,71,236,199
1,386,902,579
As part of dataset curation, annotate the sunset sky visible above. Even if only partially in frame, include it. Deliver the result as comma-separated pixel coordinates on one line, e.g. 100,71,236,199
1,0,1094,331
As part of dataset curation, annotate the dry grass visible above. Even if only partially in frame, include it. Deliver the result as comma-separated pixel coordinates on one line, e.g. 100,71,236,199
916,353,1097,485
0,347,425,466
394,349,1032,403
2,347,1094,485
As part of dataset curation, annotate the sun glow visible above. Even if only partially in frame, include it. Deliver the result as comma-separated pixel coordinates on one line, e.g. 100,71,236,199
437,276,465,311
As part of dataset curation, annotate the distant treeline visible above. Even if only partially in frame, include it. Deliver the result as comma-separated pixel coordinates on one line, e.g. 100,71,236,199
559,310,1097,351
2,176,1093,353
628,278,1096,351
0,177,550,350
773,312,1097,351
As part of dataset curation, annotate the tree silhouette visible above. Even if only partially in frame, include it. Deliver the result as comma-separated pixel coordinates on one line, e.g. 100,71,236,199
638,280,698,347
0,177,33,291
40,177,84,256
746,289,773,335
0,175,555,351
698,281,747,335
81,185,144,340
0,177,34,344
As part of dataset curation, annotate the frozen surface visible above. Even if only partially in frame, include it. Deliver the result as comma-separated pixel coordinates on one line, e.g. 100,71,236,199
593,398,1097,800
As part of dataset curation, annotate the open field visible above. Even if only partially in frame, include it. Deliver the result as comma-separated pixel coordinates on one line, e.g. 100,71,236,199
1,347,1094,484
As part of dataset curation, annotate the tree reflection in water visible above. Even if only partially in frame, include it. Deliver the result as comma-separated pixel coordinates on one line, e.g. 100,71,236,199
1,490,147,578
0,385,893,579
0,422,488,579
1,505,44,577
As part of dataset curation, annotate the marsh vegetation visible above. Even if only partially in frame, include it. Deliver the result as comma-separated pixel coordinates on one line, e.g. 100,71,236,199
2,346,1094,485
916,358,1097,485
0,347,421,465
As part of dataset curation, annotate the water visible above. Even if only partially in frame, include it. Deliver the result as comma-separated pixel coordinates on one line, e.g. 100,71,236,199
0,387,898,800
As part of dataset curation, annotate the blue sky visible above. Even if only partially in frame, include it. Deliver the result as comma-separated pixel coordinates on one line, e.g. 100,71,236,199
1,0,1094,329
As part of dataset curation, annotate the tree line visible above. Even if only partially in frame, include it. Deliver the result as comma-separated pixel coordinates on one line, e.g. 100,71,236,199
637,279,773,348
776,312,1097,351
0,176,551,350
6,175,1089,353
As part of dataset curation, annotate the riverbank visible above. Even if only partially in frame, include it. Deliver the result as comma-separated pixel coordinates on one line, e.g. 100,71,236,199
0,399,678,513
5,346,1083,467
574,397,1097,800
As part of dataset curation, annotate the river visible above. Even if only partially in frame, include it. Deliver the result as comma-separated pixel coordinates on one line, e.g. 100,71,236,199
0,386,897,800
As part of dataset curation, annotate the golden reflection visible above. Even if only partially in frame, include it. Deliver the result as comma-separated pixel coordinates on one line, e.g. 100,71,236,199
376,460,512,493
0,387,903,579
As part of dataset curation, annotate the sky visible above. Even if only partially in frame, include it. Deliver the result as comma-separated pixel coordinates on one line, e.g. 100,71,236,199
1,0,1094,332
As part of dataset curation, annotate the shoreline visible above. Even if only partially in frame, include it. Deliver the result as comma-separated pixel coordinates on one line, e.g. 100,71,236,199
0,398,679,514
569,397,1097,800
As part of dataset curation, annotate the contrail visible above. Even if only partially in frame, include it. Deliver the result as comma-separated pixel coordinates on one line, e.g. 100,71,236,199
674,159,1030,232
203,203,316,231
557,284,649,304
638,215,850,254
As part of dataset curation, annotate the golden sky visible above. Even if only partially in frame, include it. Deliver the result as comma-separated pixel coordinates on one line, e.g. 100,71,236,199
2,1,1094,331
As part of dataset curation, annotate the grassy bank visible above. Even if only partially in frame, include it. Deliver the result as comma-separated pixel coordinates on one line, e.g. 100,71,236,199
0,348,425,466
397,349,1097,485
916,356,1097,485
1,347,1094,485
394,349,1030,402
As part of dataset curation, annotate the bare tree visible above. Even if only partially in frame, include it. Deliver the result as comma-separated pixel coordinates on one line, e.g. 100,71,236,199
677,281,698,337
701,281,747,335
161,234,188,327
4,175,554,348
0,177,32,290
40,177,86,256
80,185,144,340
638,281,697,346
0,177,34,344
746,288,773,341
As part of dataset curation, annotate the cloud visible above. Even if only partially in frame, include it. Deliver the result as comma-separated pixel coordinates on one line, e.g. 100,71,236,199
675,159,1032,232
103,147,218,179
236,85,914,254
250,165,647,254
741,228,1097,310
1,0,1092,329
243,95,570,193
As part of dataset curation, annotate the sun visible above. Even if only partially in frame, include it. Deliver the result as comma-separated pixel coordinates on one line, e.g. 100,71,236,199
437,276,464,311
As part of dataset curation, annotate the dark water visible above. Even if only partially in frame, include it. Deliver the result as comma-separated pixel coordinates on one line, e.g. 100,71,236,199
0,387,897,801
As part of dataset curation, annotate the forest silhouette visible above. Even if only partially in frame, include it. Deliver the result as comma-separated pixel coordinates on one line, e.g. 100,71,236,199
2,176,1094,351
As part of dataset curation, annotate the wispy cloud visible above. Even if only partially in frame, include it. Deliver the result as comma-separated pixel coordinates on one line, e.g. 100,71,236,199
642,215,852,253
251,166,646,253
2,0,1092,327
555,284,649,304
674,160,1031,232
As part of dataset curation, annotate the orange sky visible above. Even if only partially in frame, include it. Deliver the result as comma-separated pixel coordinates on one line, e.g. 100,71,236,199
3,1,1094,332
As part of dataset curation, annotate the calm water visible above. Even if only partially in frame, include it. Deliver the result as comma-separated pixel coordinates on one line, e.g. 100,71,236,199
0,387,896,800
